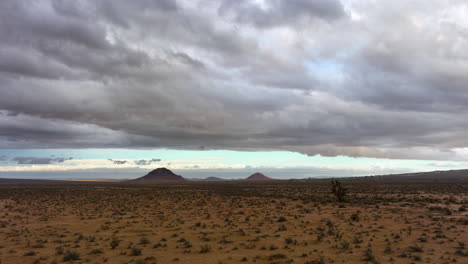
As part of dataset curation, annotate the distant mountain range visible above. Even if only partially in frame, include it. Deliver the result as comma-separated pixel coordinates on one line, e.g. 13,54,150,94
366,169,468,181
1,168,467,184
203,176,225,181
0,178,120,184
128,168,276,183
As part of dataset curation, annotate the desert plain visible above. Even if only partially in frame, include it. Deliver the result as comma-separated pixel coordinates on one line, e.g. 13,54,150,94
0,178,466,264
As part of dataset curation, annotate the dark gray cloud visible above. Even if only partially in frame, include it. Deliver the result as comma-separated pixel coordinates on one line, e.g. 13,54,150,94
0,0,468,160
12,156,72,165
109,159,127,165
218,0,345,28
134,159,162,166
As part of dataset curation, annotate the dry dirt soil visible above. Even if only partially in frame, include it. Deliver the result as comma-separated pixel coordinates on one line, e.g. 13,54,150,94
0,179,466,264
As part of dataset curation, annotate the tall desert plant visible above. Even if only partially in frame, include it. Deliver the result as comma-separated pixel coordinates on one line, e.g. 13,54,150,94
331,180,347,202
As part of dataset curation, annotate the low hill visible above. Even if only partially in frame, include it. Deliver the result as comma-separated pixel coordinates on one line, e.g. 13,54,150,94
129,168,185,183
204,177,225,181
245,172,274,181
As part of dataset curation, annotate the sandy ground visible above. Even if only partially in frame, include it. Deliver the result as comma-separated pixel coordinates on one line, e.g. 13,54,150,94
0,180,466,264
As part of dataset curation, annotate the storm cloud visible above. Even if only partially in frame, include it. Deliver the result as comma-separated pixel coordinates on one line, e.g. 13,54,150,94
12,156,72,165
109,159,127,165
1,0,468,160
134,159,162,166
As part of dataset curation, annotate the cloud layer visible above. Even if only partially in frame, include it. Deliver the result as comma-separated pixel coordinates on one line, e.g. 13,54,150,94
1,0,468,160
12,156,72,165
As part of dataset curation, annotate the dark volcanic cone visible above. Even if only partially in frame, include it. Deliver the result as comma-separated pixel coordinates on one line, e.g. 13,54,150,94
130,168,185,183
245,172,274,181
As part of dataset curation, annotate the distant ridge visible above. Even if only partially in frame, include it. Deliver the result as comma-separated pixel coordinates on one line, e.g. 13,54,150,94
204,177,225,181
0,178,68,184
369,169,468,181
1,168,467,184
245,172,274,181
0,178,120,184
129,168,185,183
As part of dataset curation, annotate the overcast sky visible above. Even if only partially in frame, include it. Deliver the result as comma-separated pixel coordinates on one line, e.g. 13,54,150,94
1,0,467,179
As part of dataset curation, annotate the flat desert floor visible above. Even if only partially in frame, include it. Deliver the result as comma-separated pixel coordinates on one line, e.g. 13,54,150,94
0,179,466,264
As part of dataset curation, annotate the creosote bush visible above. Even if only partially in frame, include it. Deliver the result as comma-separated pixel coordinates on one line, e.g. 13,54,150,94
200,244,211,253
110,237,120,249
62,251,80,262
130,247,142,256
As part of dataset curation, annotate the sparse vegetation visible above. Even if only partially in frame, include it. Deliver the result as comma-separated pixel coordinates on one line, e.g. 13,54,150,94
62,251,80,261
55,246,64,255
139,237,150,245
0,179,465,263
90,248,103,254
130,247,142,256
110,237,120,249
200,244,211,253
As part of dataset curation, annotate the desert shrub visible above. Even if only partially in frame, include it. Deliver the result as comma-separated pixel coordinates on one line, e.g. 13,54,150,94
269,253,287,260
153,243,167,248
417,237,427,243
350,213,360,222
200,245,211,253
408,244,423,253
384,243,392,254
135,259,147,264
284,237,296,245
110,237,120,249
429,206,451,215
316,229,325,242
130,247,142,256
139,237,150,245
363,247,376,263
62,251,80,261
305,256,324,264
277,216,287,222
269,245,278,250
183,241,192,248
339,240,350,250
55,246,64,255
90,248,103,254
277,224,287,231
32,240,45,248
